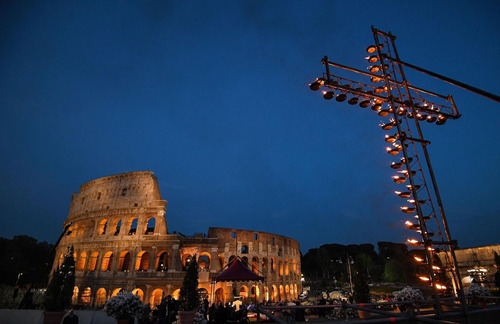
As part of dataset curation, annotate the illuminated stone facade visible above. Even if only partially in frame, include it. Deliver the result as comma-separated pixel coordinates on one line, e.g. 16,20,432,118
437,245,500,289
53,171,302,307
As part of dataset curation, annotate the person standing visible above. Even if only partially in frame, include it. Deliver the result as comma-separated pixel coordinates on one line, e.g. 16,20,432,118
62,309,79,324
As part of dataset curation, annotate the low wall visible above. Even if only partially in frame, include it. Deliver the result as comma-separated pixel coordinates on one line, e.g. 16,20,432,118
0,309,127,324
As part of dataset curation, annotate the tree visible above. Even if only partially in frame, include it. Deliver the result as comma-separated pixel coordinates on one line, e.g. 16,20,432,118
42,246,75,311
180,255,200,311
353,265,370,303
384,259,405,283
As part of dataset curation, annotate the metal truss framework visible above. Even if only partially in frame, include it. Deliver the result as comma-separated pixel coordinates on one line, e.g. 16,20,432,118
310,26,470,318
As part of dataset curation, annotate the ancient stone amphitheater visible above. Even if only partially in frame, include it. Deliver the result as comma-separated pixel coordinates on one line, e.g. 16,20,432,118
53,171,302,307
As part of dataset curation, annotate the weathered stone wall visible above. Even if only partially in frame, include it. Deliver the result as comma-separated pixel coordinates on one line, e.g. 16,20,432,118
51,171,302,308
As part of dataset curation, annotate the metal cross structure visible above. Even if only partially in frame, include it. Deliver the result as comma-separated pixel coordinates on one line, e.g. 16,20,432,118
309,26,472,317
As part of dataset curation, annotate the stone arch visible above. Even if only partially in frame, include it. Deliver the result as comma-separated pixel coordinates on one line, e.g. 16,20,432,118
135,251,150,271
242,256,249,267
95,288,107,306
172,289,180,300
87,220,95,237
264,286,269,302
199,253,211,270
279,259,283,276
252,256,259,274
117,251,131,271
284,259,289,276
81,287,91,306
239,285,248,303
285,285,290,301
101,251,114,271
88,251,99,271
72,286,79,305
271,257,276,273
290,285,294,300
156,251,169,271
228,255,236,265
111,288,123,298
98,219,108,235
144,217,156,235
150,289,164,306
77,222,85,237
71,224,78,238
241,245,249,254
214,288,225,304
251,285,259,303
294,284,298,299
279,285,284,301
132,288,144,302
76,252,87,271
271,285,278,302
262,257,268,273
182,254,192,270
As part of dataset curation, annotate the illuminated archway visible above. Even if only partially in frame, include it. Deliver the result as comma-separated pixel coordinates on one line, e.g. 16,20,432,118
111,288,123,298
214,288,225,304
72,286,79,305
95,288,107,306
132,288,144,302
81,287,91,305
101,251,113,271
172,289,180,300
135,251,150,271
150,289,164,306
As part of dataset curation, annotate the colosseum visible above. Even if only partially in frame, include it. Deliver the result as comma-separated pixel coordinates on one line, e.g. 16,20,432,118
52,171,302,307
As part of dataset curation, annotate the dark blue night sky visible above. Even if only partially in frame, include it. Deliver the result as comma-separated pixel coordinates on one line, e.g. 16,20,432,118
1,1,499,253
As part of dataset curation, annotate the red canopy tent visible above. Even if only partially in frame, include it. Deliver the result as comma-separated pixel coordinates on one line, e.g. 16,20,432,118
211,257,266,302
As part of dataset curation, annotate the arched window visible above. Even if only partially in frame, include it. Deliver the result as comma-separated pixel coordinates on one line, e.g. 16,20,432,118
251,286,259,303
111,288,123,298
271,257,276,273
88,252,99,271
279,259,283,276
172,289,180,301
144,218,155,235
118,251,131,271
98,219,108,235
199,253,211,270
285,285,290,301
252,257,259,274
112,219,122,236
77,222,85,237
71,224,78,238
241,245,249,254
228,255,236,265
77,252,87,271
156,251,169,271
262,257,268,273
239,285,248,303
284,259,289,276
242,256,249,267
88,220,95,237
271,285,278,302
135,251,150,271
101,251,114,271
182,254,192,270
264,286,269,302
198,288,208,301
128,218,138,235
279,285,284,301
95,288,107,306
214,288,225,304
81,287,91,305
72,286,79,305
150,289,163,306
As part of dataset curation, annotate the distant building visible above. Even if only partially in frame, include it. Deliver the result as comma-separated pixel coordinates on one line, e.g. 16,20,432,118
52,171,301,307
437,244,500,289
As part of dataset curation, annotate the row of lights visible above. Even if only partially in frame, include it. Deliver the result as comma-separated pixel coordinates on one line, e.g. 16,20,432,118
310,79,449,126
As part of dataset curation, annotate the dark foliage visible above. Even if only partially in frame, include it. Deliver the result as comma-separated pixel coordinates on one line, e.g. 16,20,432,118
180,255,200,311
301,241,417,284
0,235,54,288
42,247,75,311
